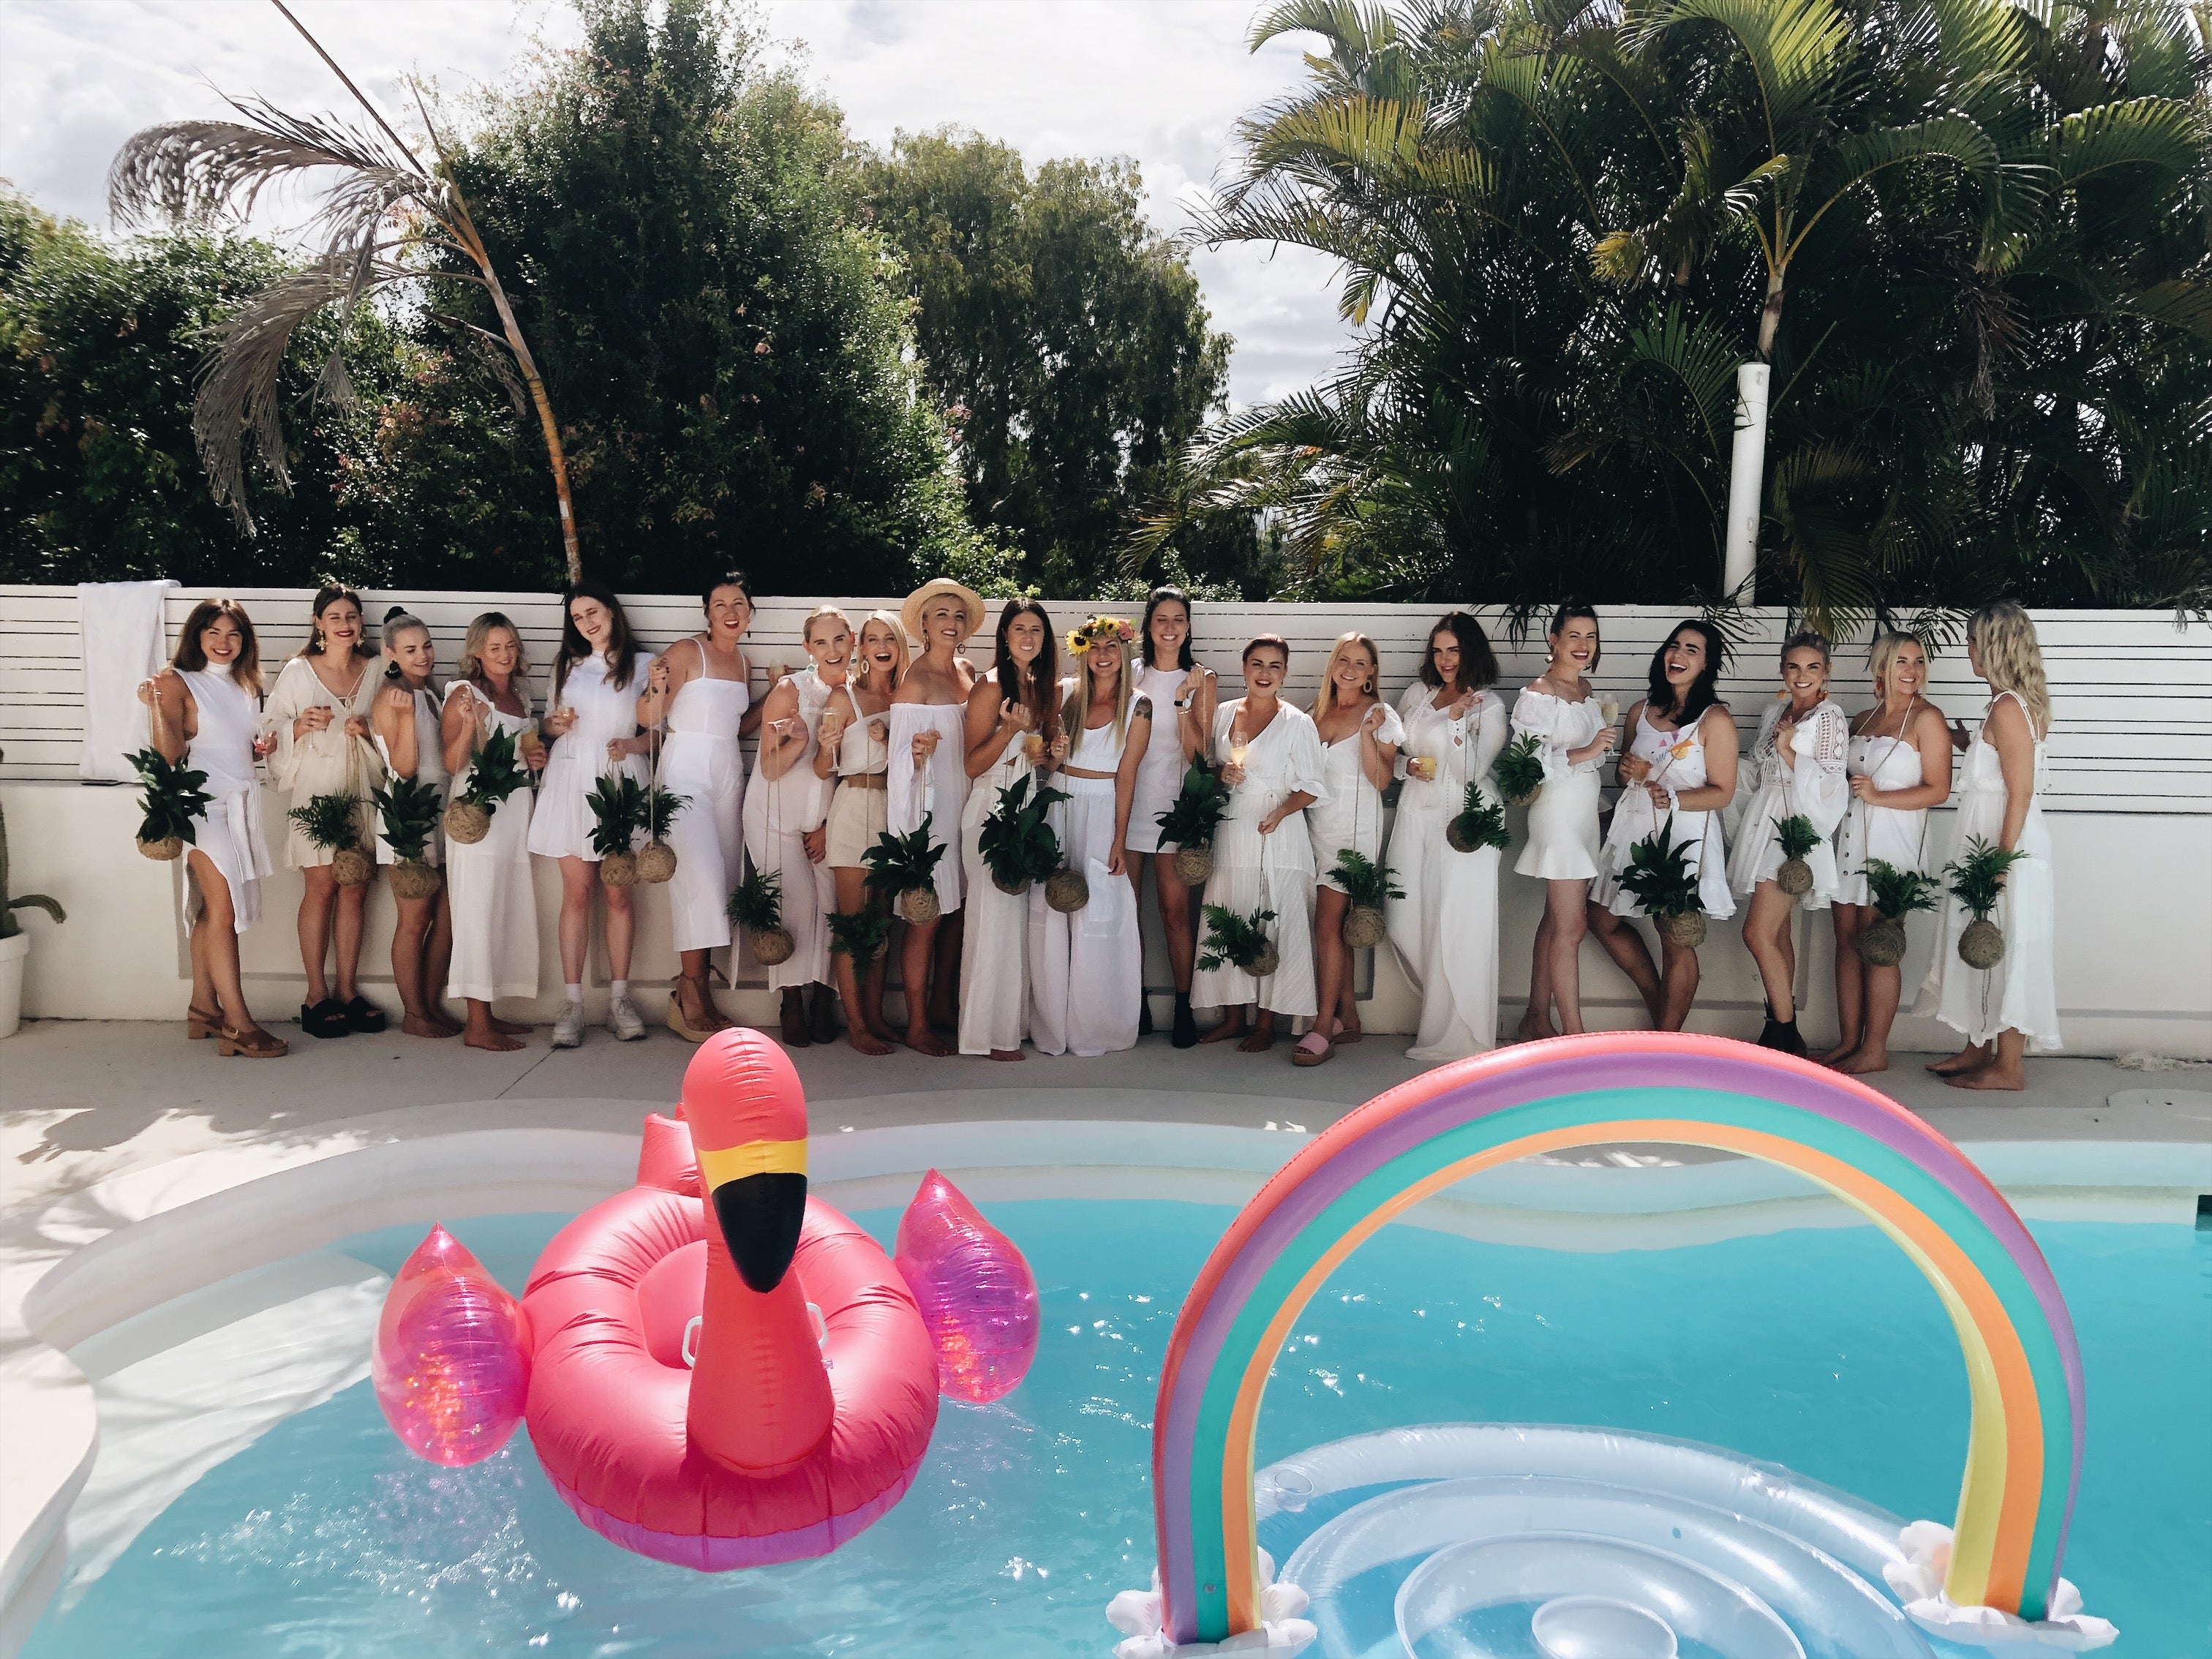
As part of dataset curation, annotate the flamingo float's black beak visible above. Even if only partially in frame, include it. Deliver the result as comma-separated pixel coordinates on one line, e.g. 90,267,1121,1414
710,1169,807,1292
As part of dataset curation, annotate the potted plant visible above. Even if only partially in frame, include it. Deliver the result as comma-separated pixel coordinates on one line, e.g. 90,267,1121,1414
977,775,1068,897
1198,903,1279,980
1945,837,2028,969
1491,734,1545,807
289,792,373,886
729,867,794,966
636,783,688,884
827,905,892,976
1857,859,1939,966
1614,820,1709,949
1772,814,1821,896
372,775,446,900
127,745,211,862
864,816,950,924
443,724,527,846
1331,849,1403,947
0,747,67,1039
1155,759,1231,884
1445,780,1512,855
586,773,649,887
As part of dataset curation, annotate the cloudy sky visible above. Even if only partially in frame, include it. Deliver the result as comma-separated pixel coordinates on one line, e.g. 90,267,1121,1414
0,0,1350,407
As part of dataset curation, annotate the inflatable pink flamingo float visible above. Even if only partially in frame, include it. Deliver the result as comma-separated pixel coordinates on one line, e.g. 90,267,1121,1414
371,1028,1039,1568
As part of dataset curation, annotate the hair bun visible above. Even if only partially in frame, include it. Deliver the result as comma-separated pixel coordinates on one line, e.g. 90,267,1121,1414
384,605,409,623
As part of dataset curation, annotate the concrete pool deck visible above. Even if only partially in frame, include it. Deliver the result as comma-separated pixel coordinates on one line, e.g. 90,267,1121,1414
4,1018,2211,1652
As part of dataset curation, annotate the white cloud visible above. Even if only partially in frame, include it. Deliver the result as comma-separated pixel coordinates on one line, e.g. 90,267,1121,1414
0,0,1348,407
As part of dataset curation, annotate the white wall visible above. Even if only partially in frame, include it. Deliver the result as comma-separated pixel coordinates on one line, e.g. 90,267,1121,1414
3,589,2208,1053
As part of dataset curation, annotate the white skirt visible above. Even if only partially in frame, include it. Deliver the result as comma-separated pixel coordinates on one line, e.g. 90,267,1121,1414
182,785,274,935
1726,780,1839,906
1914,810,2061,1051
1385,802,1499,1061
1309,784,1387,894
1591,797,1734,922
743,817,834,991
445,791,538,1004
1029,777,1142,1055
1833,801,1929,907
1126,737,1185,854
960,775,1031,1055
527,750,647,862
1513,768,1601,881
660,732,743,954
1192,809,1317,1019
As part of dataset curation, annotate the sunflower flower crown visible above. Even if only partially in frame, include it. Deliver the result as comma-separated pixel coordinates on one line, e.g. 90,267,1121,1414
1065,615,1135,655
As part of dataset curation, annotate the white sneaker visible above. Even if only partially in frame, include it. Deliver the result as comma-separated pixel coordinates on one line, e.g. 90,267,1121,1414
552,1001,584,1048
608,994,646,1042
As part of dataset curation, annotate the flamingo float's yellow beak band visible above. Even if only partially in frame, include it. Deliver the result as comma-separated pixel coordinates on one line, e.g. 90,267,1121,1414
698,1137,808,1191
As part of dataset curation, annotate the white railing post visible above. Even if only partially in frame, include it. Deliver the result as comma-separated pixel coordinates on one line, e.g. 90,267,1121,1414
1723,361,1771,603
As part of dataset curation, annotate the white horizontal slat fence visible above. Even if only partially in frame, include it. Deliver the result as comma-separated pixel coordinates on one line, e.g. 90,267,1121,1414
2,586,2207,813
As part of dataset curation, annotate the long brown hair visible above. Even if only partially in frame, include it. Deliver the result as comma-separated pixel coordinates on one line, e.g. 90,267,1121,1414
171,598,263,697
1421,612,1498,693
993,599,1060,742
296,584,377,661
553,579,642,702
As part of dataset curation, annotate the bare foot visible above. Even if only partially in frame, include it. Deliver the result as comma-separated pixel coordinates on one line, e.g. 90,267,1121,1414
1517,1011,1559,1044
847,1027,895,1056
1816,1041,1859,1066
1926,1045,1988,1075
1200,1016,1248,1045
490,1015,531,1036
1947,1064,2025,1091
402,1012,459,1039
1238,1020,1276,1054
990,1047,1025,1063
464,1025,525,1053
866,1021,901,1047
904,1028,952,1058
1835,1047,1890,1075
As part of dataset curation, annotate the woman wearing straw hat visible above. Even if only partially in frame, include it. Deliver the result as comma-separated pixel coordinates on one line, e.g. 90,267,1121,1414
888,577,983,1055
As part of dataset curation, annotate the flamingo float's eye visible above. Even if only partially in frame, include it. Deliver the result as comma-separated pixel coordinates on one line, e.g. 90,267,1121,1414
712,1172,807,1291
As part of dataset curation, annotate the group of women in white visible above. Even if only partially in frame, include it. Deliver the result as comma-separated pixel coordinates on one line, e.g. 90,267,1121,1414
135,580,2061,1091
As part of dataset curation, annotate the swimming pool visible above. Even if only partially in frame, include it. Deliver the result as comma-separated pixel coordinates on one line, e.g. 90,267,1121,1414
23,1197,2211,1656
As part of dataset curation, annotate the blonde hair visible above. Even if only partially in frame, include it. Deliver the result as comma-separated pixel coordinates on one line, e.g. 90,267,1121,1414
802,603,852,647
1312,631,1380,720
857,609,909,692
1868,630,1922,704
1063,631,1133,744
454,612,532,703
1968,600,2050,736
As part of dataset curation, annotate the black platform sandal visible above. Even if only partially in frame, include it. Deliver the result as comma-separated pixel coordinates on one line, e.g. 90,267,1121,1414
301,998,350,1039
343,995,388,1034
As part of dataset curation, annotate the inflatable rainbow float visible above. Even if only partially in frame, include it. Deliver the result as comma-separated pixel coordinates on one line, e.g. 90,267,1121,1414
1110,1033,2115,1657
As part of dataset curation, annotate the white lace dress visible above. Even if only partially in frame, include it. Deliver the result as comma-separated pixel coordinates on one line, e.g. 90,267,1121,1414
1510,687,1606,881
958,710,1038,1056
1592,707,1734,922
1385,685,1507,1061
1029,703,1146,1056
1913,691,2061,1050
177,665,274,933
1834,704,1934,907
1307,702,1405,892
1726,699,1850,905
444,689,538,1004
1192,701,1331,1020
743,668,838,990
887,701,968,917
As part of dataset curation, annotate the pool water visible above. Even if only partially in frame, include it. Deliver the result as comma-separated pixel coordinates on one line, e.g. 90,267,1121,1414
26,1201,2212,1657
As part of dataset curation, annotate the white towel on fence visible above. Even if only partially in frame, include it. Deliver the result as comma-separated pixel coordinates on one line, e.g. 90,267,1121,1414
77,581,176,781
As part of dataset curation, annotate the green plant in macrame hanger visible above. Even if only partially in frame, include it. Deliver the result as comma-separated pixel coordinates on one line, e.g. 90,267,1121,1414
1198,903,1279,979
1857,859,1940,967
443,723,527,845
1331,849,1403,948
1614,820,1709,949
1445,779,1511,854
863,816,951,924
1772,814,1821,896
1155,759,1231,884
0,748,66,940
729,866,794,966
372,774,446,900
977,773,1069,897
827,905,892,974
1945,837,2028,970
1491,735,1546,807
127,746,212,861
289,791,373,885
586,773,649,887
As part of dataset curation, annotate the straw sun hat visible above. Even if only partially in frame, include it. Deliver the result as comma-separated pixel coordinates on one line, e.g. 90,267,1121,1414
900,577,985,647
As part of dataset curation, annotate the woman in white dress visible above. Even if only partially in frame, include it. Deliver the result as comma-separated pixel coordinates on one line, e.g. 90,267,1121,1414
1821,631,1952,1075
1293,632,1402,1066
638,572,756,1044
1195,634,1329,1053
1031,615,1150,1057
818,611,906,1054
138,599,286,1057
1915,601,2061,1090
266,585,386,1040
1587,621,1739,1032
1513,604,1617,1039
958,600,1059,1060
1727,631,1850,1056
369,609,456,1041
748,606,848,1047
528,582,656,1047
440,613,544,1053
1125,587,1217,1047
1387,612,1507,1064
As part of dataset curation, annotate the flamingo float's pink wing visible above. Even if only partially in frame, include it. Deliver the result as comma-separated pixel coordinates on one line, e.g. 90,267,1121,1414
372,1225,530,1466
893,1170,1039,1404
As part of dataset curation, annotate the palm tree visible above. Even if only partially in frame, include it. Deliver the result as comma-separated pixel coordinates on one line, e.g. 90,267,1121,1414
107,56,581,581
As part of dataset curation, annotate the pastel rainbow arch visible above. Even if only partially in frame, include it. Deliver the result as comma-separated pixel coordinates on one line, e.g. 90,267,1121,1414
1149,1034,2084,1644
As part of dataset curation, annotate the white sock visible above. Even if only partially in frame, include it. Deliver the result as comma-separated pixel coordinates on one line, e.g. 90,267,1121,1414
565,982,583,1005
610,979,630,1002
